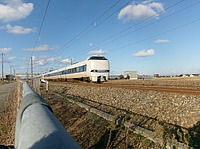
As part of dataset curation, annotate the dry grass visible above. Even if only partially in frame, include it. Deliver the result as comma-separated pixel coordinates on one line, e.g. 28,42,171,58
0,81,22,147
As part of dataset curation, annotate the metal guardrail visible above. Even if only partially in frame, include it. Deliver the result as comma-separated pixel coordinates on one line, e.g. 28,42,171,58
15,82,81,149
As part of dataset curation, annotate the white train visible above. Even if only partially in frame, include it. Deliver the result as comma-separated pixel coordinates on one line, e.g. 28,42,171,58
38,55,109,82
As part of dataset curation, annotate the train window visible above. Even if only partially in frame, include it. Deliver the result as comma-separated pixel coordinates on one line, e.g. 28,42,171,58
91,70,109,72
84,65,87,71
77,67,80,72
80,66,84,72
88,56,107,60
72,68,76,73
64,70,68,74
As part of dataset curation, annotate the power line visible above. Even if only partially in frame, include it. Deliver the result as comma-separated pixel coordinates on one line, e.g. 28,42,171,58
60,0,186,60
31,0,51,57
46,0,186,71
74,0,200,58
50,0,132,58
59,0,122,50
110,18,200,52
41,0,200,74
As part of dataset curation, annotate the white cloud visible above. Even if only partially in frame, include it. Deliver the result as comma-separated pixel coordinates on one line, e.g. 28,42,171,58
34,59,47,66
133,49,155,57
155,39,171,43
23,45,58,52
118,1,164,21
142,0,154,4
31,55,61,66
0,0,34,22
2,56,17,63
7,56,16,60
1,24,36,34
89,43,93,47
47,57,61,62
149,2,165,12
88,49,108,55
19,57,26,61
60,58,73,64
0,47,12,54
19,66,26,69
37,55,48,60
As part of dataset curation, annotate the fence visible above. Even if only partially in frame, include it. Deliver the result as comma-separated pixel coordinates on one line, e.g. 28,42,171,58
15,82,80,149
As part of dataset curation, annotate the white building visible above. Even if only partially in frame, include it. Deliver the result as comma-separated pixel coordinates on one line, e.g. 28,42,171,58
124,71,138,79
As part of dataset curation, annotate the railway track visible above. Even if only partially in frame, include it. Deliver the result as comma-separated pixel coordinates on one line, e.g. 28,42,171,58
50,81,200,95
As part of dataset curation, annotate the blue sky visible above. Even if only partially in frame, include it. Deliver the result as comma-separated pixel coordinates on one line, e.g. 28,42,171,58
0,0,200,76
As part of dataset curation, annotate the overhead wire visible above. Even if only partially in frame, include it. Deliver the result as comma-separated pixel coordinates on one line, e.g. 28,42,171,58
110,18,200,53
43,0,132,72
42,0,199,74
57,0,122,51
31,0,51,57
72,0,200,59
46,0,186,71
49,0,132,58
55,0,186,60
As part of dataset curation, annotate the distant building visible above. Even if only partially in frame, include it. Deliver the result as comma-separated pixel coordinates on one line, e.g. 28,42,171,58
109,75,120,80
154,74,159,78
5,74,15,81
138,75,154,79
124,71,138,79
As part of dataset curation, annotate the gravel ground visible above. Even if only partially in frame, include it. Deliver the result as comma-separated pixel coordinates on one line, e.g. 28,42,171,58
48,79,200,148
108,77,200,89
40,86,162,149
1,78,200,148
50,83,200,128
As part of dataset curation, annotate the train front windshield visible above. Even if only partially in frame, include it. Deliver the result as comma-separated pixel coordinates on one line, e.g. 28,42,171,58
88,56,107,60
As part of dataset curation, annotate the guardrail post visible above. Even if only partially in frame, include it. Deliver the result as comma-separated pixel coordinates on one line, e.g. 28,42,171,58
15,82,81,149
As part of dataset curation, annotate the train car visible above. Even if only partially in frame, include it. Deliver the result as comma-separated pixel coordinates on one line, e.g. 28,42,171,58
39,55,109,82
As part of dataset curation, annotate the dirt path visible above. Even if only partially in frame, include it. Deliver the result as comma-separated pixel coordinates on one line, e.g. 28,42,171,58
0,83,16,113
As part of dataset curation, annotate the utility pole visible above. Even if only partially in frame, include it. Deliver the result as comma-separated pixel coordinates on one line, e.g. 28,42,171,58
70,58,73,65
31,57,33,86
26,70,29,81
14,69,16,81
1,53,4,82
10,64,12,82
